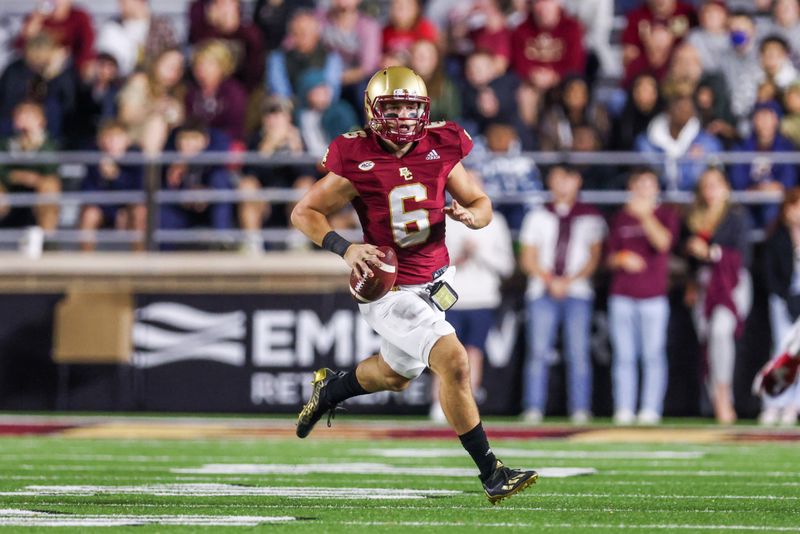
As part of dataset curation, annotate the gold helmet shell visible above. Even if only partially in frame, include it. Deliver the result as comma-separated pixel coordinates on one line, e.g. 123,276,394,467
364,66,431,144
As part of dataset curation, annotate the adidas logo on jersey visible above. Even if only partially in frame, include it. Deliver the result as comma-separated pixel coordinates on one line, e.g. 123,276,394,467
426,149,441,160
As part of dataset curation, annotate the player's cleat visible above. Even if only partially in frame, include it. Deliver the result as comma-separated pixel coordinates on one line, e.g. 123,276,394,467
753,352,800,397
482,460,538,505
296,368,345,439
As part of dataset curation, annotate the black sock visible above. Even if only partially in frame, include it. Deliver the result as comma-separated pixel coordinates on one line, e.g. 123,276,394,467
323,370,369,405
458,422,497,482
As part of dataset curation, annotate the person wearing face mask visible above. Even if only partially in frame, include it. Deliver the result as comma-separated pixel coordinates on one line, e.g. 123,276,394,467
719,11,763,135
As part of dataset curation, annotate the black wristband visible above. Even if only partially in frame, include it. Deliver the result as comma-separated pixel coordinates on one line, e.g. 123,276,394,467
321,231,352,257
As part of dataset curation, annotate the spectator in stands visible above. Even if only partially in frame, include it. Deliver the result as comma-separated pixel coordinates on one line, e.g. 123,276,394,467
70,52,121,149
760,35,799,91
635,81,723,191
666,42,738,146
730,101,797,227
683,166,752,425
510,0,586,95
188,0,265,91
78,120,144,252
238,97,316,254
687,0,730,73
572,123,626,193
447,0,512,77
96,0,178,78
461,50,521,137
160,121,234,239
252,0,315,52
761,186,800,426
519,165,605,424
623,20,676,88
15,0,95,77
409,40,460,122
719,11,762,134
756,0,800,66
0,101,61,232
607,167,680,425
186,40,247,144
621,0,696,86
117,48,186,156
464,122,541,233
781,81,800,147
319,0,381,117
382,0,438,56
537,75,609,151
268,11,343,106
0,33,78,141
562,0,616,81
429,205,515,422
295,70,359,158
611,73,664,151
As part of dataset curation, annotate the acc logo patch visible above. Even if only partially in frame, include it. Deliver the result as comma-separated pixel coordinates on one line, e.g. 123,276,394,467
358,160,375,171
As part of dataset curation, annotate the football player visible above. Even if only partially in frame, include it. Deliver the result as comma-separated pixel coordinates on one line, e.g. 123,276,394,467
291,66,538,504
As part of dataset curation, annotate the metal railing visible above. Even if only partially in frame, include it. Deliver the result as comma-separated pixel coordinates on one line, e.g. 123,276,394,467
0,150,792,249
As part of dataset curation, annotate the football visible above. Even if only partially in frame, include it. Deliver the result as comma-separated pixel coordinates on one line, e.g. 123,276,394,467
349,246,398,303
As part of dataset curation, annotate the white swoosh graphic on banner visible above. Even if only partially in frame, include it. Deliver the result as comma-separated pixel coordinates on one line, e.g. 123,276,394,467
132,321,244,350
133,342,245,368
136,303,245,331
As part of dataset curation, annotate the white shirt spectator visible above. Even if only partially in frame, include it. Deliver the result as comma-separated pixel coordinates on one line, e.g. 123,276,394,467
519,203,606,300
446,213,514,309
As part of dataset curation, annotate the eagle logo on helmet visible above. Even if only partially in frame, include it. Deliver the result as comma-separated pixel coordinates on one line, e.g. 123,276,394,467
364,66,431,144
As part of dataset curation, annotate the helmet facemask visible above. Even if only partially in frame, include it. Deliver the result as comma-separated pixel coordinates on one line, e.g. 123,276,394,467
367,94,431,144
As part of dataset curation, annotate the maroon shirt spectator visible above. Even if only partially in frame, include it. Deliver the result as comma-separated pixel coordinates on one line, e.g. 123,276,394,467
188,0,265,91
510,0,585,92
185,40,247,142
608,196,680,299
622,0,697,83
382,0,438,56
15,0,95,75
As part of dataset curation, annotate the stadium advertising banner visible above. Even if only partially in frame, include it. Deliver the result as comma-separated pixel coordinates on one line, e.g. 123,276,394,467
131,293,522,414
0,292,522,414
0,289,768,416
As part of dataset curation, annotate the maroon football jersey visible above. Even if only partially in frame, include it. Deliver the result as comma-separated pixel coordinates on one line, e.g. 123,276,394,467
323,121,473,284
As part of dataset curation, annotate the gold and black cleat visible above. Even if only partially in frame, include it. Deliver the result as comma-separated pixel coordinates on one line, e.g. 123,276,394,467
482,460,538,505
296,368,344,439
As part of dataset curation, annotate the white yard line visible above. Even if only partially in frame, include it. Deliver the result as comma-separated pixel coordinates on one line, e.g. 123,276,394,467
0,510,295,527
0,484,461,499
171,463,596,478
357,448,707,459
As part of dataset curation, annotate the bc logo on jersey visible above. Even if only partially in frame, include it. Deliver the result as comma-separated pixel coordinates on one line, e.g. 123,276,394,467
399,167,414,181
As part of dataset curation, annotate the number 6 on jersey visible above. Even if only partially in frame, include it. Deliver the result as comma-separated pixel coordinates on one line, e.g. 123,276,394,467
389,183,430,248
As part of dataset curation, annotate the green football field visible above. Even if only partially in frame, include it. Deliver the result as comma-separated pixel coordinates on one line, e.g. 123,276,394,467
0,416,798,532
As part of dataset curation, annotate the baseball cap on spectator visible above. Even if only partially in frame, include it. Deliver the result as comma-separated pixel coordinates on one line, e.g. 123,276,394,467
752,100,783,119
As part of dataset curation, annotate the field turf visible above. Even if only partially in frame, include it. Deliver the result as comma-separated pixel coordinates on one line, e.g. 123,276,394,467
0,416,797,532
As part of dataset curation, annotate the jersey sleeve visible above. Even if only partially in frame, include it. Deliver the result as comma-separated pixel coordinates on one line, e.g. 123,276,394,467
321,136,344,176
457,125,474,160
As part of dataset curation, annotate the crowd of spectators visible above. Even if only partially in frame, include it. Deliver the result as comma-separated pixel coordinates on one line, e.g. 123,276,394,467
1,0,800,423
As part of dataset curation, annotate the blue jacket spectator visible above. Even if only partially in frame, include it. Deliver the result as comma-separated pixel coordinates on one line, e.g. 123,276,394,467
464,123,541,233
159,121,234,244
730,101,797,227
0,34,77,141
635,85,723,191
267,11,343,103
